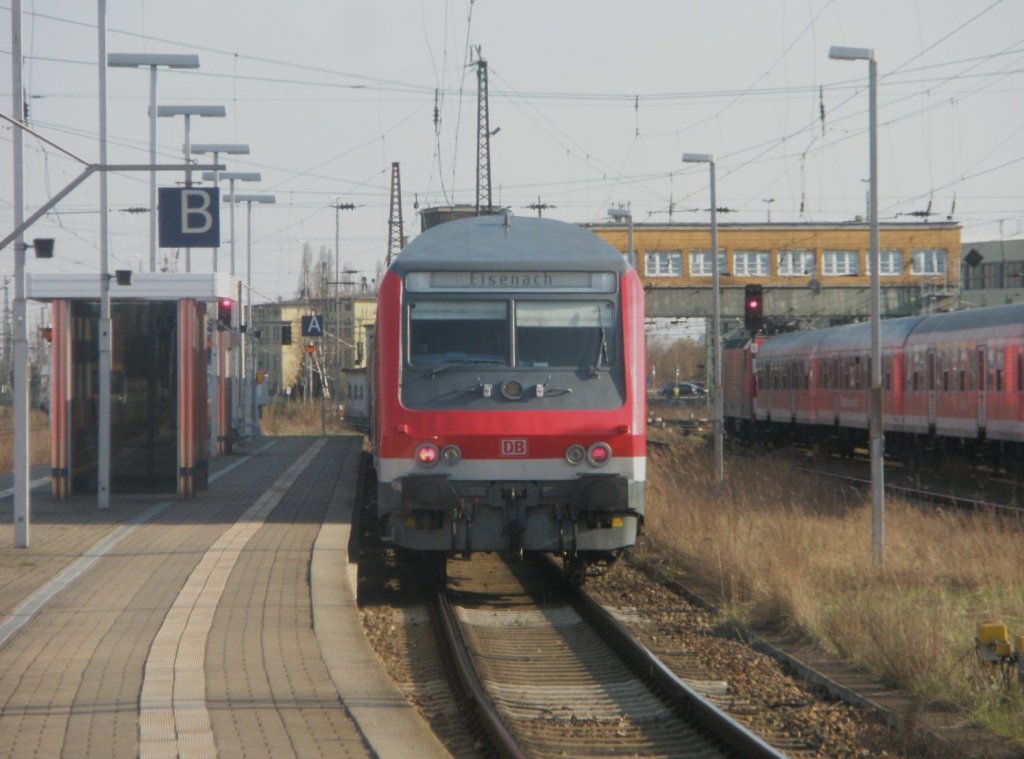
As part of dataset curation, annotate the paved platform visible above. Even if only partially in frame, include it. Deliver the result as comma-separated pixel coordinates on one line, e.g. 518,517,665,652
0,436,451,759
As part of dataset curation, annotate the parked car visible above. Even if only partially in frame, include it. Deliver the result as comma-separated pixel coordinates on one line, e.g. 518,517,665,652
657,382,706,399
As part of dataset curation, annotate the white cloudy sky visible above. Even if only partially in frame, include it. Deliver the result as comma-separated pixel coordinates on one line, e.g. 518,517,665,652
2,0,1023,302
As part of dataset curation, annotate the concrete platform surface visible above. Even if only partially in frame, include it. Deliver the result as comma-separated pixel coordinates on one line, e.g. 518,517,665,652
0,436,450,759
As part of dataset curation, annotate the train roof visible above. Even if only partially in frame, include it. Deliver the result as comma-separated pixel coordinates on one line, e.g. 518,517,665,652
909,302,1024,337
756,302,1024,359
756,314,925,358
389,214,631,274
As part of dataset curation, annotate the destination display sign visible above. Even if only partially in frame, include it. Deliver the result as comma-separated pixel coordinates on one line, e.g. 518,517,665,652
405,270,616,293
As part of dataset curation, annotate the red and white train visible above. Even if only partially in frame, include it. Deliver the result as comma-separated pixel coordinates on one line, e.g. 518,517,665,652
723,302,1024,469
370,214,646,584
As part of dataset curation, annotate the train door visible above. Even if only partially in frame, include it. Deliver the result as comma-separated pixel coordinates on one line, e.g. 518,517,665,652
927,349,937,431
977,345,987,432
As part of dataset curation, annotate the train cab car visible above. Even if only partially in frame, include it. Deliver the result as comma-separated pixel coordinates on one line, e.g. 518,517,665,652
722,335,762,437
371,214,646,582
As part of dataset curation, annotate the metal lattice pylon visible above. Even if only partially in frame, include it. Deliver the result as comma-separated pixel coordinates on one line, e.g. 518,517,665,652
386,161,404,267
475,51,492,216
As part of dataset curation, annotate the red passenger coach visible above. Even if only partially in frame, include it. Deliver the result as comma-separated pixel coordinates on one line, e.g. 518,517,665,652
371,214,646,585
723,303,1024,469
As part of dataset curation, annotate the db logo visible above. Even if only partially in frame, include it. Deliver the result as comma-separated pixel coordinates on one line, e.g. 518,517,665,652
500,439,528,457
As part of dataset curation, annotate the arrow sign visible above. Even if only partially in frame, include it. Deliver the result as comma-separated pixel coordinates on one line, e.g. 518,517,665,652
301,314,324,337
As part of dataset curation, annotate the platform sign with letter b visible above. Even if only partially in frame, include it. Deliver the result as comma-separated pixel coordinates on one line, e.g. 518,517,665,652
159,187,220,247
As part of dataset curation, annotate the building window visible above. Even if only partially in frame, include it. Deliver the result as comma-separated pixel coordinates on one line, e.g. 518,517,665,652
644,251,682,277
734,250,770,276
823,250,860,276
866,249,903,275
1005,262,1024,288
689,249,727,277
962,263,983,290
778,249,815,276
912,248,948,275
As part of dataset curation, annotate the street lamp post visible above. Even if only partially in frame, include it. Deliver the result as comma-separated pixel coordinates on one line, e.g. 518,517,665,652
682,153,723,488
208,172,262,440
190,144,249,272
227,193,275,432
107,53,200,273
11,0,29,542
331,201,355,377
830,45,884,567
202,171,262,277
192,148,249,458
155,104,226,272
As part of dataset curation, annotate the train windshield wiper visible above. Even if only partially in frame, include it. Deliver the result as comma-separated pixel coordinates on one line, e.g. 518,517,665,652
590,306,609,376
427,358,506,378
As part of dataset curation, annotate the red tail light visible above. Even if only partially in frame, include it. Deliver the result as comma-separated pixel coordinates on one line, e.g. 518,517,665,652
587,442,612,466
415,443,439,466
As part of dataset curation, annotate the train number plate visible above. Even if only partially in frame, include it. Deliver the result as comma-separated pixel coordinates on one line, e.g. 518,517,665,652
500,439,528,457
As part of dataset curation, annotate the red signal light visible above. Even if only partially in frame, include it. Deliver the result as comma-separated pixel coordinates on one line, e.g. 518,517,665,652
217,298,234,330
743,284,764,333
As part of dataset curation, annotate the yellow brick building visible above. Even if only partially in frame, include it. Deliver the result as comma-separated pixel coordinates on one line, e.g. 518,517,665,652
587,221,961,321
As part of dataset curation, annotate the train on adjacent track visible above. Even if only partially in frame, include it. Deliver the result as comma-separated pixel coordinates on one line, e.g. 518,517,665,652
723,302,1024,471
367,213,646,585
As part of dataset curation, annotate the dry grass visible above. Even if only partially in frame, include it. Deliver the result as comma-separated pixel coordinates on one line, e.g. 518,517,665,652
642,442,1024,744
0,407,51,475
259,398,356,437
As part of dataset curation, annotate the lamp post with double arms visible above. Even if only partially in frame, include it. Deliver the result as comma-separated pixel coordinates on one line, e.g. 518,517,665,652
107,53,200,273
190,143,249,272
226,193,275,432
154,104,226,271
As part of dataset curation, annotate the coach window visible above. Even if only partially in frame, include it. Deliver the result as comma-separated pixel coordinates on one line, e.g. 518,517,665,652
645,251,682,277
407,301,509,366
514,301,615,369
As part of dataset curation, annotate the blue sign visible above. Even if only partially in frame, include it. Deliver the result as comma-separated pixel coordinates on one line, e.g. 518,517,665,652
301,314,325,337
158,187,220,247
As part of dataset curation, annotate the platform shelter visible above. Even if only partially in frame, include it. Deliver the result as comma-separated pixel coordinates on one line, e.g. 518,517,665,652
27,272,236,499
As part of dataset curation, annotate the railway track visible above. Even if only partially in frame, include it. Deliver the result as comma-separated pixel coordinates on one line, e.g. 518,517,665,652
435,553,785,758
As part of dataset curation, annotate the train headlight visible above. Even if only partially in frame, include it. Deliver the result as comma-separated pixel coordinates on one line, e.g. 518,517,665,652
500,380,524,400
441,445,462,465
565,444,586,465
587,442,612,467
415,443,440,467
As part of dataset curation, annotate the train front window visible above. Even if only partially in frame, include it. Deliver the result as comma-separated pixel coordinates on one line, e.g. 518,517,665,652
515,301,615,369
408,300,509,366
